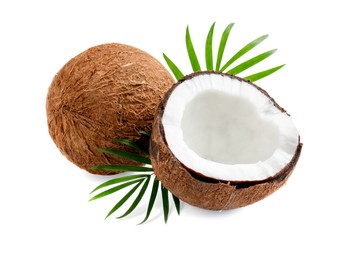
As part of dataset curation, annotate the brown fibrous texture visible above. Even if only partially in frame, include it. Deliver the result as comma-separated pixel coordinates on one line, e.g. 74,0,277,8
150,71,302,210
46,43,174,174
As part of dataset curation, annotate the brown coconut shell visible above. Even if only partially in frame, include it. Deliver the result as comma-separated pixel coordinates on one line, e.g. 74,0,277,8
150,71,302,210
46,43,174,174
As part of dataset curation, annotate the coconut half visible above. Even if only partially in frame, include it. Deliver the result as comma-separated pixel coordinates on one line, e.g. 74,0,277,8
150,71,302,210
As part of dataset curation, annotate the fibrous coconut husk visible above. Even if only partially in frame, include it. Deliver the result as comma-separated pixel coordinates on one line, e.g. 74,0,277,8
46,43,174,174
150,72,302,210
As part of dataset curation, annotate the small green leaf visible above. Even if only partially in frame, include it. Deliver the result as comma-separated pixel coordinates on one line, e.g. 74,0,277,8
244,64,285,82
161,184,169,223
90,165,153,172
216,23,234,71
138,178,160,224
105,179,144,219
163,53,184,80
220,34,269,72
89,179,144,201
118,176,151,218
139,130,151,137
113,138,149,154
97,148,151,164
186,26,201,72
205,22,215,70
89,174,149,194
227,49,277,75
172,194,181,215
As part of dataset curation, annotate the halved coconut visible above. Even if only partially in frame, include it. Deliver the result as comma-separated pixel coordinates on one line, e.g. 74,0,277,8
150,71,302,210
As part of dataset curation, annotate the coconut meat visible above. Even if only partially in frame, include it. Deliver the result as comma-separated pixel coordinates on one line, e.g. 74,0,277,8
162,73,299,182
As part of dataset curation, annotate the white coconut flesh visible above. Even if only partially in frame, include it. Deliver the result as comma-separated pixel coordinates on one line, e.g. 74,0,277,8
162,73,299,182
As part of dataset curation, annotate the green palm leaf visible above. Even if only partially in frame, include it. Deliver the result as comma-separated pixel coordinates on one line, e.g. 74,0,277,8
96,148,151,164
105,179,144,219
90,131,182,223
227,49,277,75
113,138,149,154
163,53,184,80
163,22,283,82
172,194,180,215
244,64,285,82
186,26,201,72
220,34,268,72
161,184,169,223
90,164,153,172
205,22,215,70
216,23,234,71
138,178,160,224
139,130,151,137
90,174,150,194
118,176,151,218
89,178,143,201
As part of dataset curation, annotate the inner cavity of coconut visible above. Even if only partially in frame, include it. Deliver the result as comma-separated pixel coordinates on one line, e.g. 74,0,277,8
162,73,299,181
181,90,280,165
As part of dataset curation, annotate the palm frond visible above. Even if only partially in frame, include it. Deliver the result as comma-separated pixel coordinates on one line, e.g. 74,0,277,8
220,34,268,72
216,23,234,71
105,180,144,219
163,23,284,82
90,131,181,224
186,26,201,72
244,64,285,82
163,53,184,80
227,49,277,75
161,184,169,223
205,22,216,70
97,148,151,164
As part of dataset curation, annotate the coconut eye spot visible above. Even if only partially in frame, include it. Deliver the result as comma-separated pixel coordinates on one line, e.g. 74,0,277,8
181,90,280,165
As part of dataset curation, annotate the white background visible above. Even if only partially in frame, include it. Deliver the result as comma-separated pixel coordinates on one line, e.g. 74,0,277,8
1,0,346,259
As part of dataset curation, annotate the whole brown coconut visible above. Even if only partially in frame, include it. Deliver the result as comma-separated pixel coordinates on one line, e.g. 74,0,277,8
150,72,302,210
47,43,174,174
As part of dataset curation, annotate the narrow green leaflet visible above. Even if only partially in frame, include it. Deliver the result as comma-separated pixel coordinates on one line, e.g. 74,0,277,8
186,26,201,72
205,22,215,70
105,179,144,219
113,138,149,154
90,174,150,194
227,49,277,75
118,176,151,218
215,23,234,71
244,64,285,82
172,194,181,215
139,178,160,224
161,184,169,223
220,34,269,72
97,148,151,164
139,130,151,137
163,53,184,80
89,179,144,201
90,164,153,172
